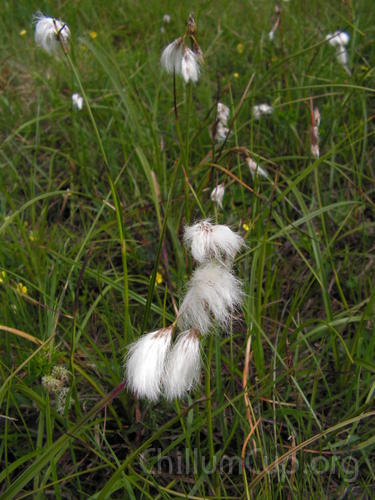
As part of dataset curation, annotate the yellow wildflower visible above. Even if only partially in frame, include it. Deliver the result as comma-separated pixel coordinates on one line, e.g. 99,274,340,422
19,29,27,37
17,283,28,295
242,223,250,232
236,43,244,54
155,272,163,285
29,231,35,242
90,31,98,39
233,72,239,79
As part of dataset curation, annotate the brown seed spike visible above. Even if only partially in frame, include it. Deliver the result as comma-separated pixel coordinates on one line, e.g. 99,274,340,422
187,12,197,36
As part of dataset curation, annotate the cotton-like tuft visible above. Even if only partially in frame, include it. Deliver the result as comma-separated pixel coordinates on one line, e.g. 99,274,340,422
326,31,351,74
253,104,273,120
246,157,269,179
164,330,201,400
34,13,70,55
125,327,173,401
326,30,349,47
184,220,244,263
212,122,229,143
72,93,83,110
160,38,184,74
181,47,200,83
210,184,225,208
217,102,230,124
179,262,243,333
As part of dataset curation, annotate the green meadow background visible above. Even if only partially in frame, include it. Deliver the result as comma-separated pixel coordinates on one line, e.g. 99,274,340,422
0,0,375,497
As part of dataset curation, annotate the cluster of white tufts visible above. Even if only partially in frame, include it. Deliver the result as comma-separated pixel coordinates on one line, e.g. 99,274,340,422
160,13,203,84
161,39,201,83
33,13,70,55
253,103,273,120
326,30,350,75
124,221,244,401
210,102,230,143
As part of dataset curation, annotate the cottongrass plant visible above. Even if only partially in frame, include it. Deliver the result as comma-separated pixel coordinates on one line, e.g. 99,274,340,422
183,220,244,263
268,5,281,41
160,12,203,83
72,93,83,110
310,106,321,159
33,12,70,55
246,156,269,179
210,102,230,143
178,261,243,333
125,327,174,401
253,103,273,119
326,30,351,75
124,221,244,401
163,329,201,400
210,183,225,208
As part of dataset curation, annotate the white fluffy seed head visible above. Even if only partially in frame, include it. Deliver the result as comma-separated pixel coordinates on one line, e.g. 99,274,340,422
246,157,269,179
179,262,243,333
210,184,225,208
125,327,173,401
253,103,273,120
181,47,200,83
217,102,230,125
163,329,201,400
72,93,83,110
34,13,70,55
160,38,184,74
184,220,244,264
163,14,171,24
213,122,229,143
326,30,349,47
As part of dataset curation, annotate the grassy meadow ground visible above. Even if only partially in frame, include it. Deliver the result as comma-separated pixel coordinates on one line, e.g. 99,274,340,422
1,0,375,497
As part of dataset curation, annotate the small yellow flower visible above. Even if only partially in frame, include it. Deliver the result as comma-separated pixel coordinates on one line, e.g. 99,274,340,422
155,272,163,285
233,72,240,79
17,283,28,295
29,231,35,242
89,31,98,39
236,43,244,54
19,29,27,37
242,223,250,232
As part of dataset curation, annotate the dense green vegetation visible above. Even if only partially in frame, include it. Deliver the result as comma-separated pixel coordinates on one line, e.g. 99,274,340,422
0,0,375,497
